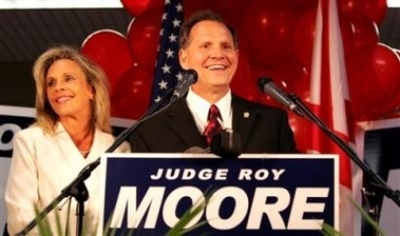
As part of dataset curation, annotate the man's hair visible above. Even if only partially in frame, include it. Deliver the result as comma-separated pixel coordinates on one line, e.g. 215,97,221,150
179,10,238,49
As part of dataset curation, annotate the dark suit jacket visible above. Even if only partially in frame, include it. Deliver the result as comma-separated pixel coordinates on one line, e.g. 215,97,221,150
129,94,297,154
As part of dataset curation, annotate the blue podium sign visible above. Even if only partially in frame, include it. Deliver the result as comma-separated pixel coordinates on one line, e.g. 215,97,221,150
98,153,339,235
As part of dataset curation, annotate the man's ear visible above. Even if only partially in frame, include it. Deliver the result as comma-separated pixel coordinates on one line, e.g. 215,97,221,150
179,49,188,70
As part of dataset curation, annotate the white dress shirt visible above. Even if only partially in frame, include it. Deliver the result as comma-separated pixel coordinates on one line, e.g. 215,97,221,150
186,88,232,134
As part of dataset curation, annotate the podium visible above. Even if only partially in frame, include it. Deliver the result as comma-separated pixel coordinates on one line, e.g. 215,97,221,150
98,153,339,235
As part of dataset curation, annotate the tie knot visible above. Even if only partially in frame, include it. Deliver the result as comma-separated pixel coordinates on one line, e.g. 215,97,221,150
208,104,221,121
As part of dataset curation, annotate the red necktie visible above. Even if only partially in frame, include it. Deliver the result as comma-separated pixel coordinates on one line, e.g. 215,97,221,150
203,104,223,145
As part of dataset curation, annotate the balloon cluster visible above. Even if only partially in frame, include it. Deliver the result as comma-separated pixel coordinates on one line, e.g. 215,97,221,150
81,0,400,152
81,0,164,119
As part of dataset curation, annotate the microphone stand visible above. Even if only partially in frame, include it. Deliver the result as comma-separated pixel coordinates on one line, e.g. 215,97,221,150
288,93,400,230
16,88,175,236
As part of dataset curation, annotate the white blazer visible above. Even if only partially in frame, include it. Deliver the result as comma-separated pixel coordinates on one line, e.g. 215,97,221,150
5,122,130,235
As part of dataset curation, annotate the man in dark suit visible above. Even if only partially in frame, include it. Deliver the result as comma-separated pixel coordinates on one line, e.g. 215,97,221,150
129,10,297,154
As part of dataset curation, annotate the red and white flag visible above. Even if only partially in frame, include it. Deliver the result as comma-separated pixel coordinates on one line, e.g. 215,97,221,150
309,0,354,234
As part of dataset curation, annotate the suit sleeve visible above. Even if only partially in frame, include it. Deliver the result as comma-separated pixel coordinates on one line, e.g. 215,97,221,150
129,129,151,152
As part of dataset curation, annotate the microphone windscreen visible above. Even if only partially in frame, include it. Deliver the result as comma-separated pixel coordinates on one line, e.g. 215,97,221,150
185,69,198,82
257,77,273,91
210,129,241,159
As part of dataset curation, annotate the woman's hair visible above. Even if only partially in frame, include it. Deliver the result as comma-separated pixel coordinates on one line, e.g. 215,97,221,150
179,10,238,49
32,44,112,134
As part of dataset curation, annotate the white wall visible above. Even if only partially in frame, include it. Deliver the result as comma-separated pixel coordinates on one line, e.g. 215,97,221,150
0,158,11,234
380,169,400,235
0,105,35,235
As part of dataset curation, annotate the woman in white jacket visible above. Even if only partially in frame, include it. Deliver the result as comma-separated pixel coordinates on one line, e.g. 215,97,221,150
5,45,130,235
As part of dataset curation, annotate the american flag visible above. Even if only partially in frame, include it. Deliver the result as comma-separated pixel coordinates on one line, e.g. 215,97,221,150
149,0,184,107
309,0,354,234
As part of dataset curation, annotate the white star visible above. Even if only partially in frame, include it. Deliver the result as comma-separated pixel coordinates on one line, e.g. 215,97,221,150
162,13,167,21
176,3,183,12
172,18,181,28
154,96,162,103
165,0,171,5
176,72,183,81
159,80,168,90
162,64,171,74
165,48,174,58
169,34,177,43
160,28,164,36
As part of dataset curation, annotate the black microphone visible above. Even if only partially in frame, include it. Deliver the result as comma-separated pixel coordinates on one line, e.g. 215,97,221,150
258,77,303,116
170,69,198,102
210,129,241,159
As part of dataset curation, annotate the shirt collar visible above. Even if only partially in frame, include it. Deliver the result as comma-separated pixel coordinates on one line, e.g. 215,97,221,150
186,88,232,125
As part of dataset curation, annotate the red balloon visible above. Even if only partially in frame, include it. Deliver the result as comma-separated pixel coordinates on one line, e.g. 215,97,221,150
338,0,387,25
293,0,318,10
347,12,379,52
338,0,359,13
288,113,310,153
338,14,356,55
293,9,317,69
230,31,252,96
230,67,259,103
347,43,400,121
231,53,252,98
127,9,162,71
294,8,354,69
269,59,309,86
288,71,311,103
81,29,135,96
121,0,164,17
381,109,400,119
369,49,400,118
242,0,301,66
359,0,387,25
375,95,400,118
232,80,260,103
396,49,400,57
111,65,153,119
183,0,249,28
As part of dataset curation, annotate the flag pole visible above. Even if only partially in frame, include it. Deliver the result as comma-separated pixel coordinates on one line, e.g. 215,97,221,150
288,93,400,209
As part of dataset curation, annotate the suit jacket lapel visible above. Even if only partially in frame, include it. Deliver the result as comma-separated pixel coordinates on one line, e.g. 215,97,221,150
162,96,260,149
232,95,258,148
165,98,207,148
53,122,86,175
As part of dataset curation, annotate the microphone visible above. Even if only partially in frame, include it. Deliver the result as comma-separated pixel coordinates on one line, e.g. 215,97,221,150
170,69,198,102
210,129,241,159
258,77,303,116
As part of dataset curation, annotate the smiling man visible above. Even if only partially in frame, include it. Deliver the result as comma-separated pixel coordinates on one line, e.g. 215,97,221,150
129,10,297,155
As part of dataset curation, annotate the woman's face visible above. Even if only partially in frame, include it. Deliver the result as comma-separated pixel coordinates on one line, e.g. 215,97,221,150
45,59,94,119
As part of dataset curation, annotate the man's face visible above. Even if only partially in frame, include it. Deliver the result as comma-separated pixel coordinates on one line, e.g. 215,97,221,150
179,20,239,92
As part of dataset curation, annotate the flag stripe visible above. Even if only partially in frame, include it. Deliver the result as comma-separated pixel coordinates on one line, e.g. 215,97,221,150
310,0,352,186
309,0,354,234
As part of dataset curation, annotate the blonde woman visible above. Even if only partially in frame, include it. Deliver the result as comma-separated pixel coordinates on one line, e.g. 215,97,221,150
5,45,130,235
